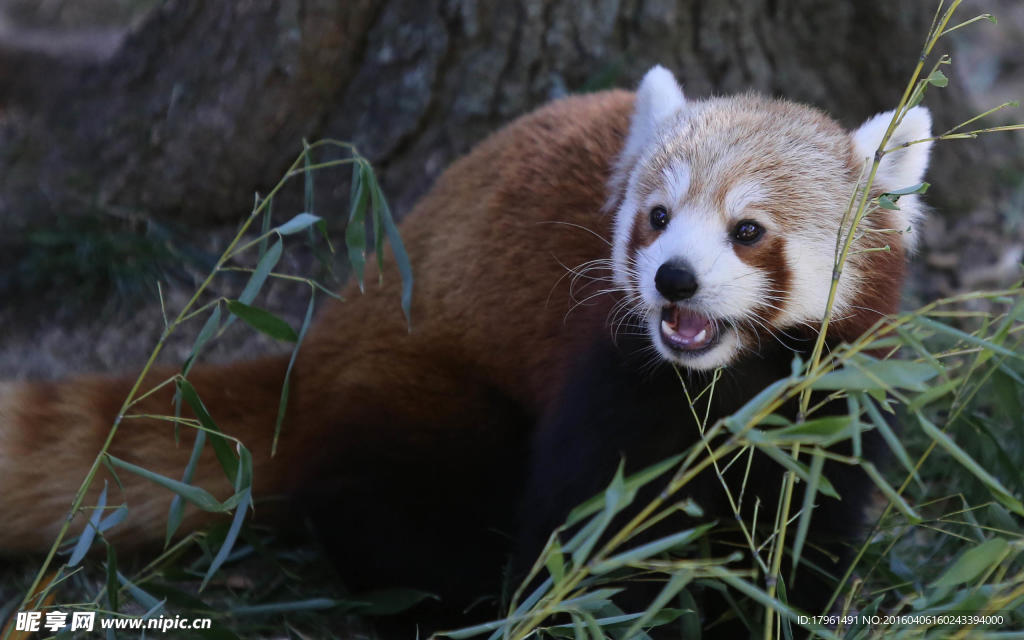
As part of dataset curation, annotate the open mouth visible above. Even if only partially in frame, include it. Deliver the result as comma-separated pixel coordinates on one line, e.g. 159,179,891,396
659,306,720,353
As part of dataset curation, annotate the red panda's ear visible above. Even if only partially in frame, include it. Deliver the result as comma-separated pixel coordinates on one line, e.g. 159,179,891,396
623,66,686,162
633,66,686,138
608,66,687,208
851,106,933,251
851,106,933,190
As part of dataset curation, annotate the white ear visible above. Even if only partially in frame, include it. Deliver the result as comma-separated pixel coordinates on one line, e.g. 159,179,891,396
624,66,686,159
635,66,686,132
852,106,933,251
607,66,686,207
852,106,933,189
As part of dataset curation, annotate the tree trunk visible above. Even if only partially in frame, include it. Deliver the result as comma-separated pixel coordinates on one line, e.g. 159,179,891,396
0,0,1016,232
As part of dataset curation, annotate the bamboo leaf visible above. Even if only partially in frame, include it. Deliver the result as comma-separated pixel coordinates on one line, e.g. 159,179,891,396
877,195,899,210
167,428,208,546
591,524,714,574
571,463,634,565
862,462,920,522
724,376,794,433
766,416,862,446
860,393,920,486
107,455,228,512
790,450,825,585
347,161,370,289
257,193,273,256
272,289,316,456
927,69,949,87
810,359,939,392
237,238,282,306
756,443,839,499
437,618,514,639
545,539,565,584
933,538,1009,587
303,140,315,215
703,568,822,637
370,172,414,325
99,505,128,532
226,300,298,342
906,375,965,412
117,571,164,612
567,453,684,526
916,315,1024,361
886,182,930,196
69,482,107,567
548,608,684,632
177,379,238,483
234,443,253,493
183,305,222,376
201,487,251,591
917,414,1024,515
368,171,386,276
275,212,323,236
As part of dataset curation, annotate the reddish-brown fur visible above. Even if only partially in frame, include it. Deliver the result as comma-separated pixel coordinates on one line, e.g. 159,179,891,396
0,88,909,575
0,91,635,551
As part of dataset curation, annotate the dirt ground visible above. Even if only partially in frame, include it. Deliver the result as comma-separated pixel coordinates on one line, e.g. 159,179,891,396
0,1,1022,382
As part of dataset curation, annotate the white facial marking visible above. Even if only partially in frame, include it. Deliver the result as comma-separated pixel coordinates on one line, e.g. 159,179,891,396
661,162,691,209
611,191,640,290
723,180,765,219
780,235,840,326
631,206,767,369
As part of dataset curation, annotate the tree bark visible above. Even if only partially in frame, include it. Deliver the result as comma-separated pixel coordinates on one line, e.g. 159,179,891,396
0,0,1017,234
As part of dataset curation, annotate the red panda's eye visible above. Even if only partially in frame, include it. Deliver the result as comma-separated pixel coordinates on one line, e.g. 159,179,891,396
731,220,764,244
649,206,669,230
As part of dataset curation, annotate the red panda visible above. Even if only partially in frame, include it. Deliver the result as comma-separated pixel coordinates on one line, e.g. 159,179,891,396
0,66,931,632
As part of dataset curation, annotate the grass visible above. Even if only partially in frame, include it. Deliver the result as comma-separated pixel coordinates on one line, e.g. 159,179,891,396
0,213,212,319
2,1,1024,639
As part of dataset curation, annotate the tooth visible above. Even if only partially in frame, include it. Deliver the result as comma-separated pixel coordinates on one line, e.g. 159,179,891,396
661,320,673,335
694,329,707,343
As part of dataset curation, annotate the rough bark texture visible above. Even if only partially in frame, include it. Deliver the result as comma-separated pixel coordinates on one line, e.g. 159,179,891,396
0,0,375,226
0,0,1017,230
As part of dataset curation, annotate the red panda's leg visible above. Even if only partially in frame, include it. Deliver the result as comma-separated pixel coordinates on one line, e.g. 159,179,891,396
289,351,530,599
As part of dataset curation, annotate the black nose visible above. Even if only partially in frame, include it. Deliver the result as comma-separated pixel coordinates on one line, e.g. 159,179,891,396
655,261,698,301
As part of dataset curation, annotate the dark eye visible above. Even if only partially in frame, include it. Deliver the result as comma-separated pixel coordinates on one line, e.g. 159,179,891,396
649,206,669,230
731,220,764,244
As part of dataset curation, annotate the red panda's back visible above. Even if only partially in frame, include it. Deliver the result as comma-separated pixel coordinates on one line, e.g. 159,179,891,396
302,90,636,415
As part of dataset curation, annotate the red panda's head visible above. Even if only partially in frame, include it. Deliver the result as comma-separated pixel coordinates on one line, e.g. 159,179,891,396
609,66,933,370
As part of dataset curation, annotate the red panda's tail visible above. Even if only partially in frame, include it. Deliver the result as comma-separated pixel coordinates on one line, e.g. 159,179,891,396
0,355,300,552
